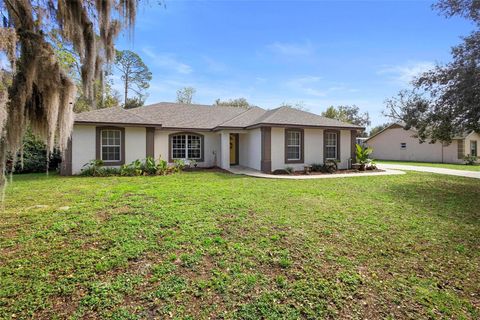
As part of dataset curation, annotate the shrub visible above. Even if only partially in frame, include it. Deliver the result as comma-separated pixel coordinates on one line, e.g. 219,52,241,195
321,159,338,173
366,160,377,170
80,157,186,177
173,159,186,173
463,154,478,165
102,167,121,176
284,166,294,174
156,159,168,175
355,144,374,171
80,160,105,176
189,159,198,168
311,163,323,172
12,130,62,173
142,156,157,175
120,160,143,176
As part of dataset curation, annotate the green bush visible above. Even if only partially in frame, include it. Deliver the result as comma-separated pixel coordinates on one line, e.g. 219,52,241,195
142,156,157,175
355,144,374,171
463,154,478,165
12,131,62,173
311,163,323,172
120,160,143,176
173,159,186,173
321,159,338,173
80,160,106,177
284,166,294,174
156,159,168,175
80,157,184,177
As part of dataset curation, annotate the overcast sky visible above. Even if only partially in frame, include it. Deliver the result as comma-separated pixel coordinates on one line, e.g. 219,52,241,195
115,0,473,128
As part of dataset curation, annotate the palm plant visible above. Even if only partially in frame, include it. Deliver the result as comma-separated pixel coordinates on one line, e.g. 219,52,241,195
355,144,374,171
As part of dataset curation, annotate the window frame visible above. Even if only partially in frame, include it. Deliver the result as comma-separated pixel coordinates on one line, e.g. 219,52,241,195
470,140,478,157
101,129,122,162
400,142,407,150
284,128,304,164
324,129,340,161
169,132,204,162
95,126,125,166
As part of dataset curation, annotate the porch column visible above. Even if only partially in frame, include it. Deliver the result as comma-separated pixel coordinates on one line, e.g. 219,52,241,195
350,129,357,163
261,127,271,173
146,127,155,158
220,131,230,170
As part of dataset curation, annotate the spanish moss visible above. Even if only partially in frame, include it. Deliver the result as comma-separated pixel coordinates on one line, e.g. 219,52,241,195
0,0,138,195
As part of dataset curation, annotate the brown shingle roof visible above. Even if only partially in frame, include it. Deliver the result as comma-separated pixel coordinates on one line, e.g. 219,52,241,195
128,102,246,129
74,107,159,126
249,106,363,129
74,102,363,130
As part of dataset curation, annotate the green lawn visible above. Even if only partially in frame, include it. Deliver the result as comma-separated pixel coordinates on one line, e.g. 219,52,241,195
1,172,479,319
377,160,480,171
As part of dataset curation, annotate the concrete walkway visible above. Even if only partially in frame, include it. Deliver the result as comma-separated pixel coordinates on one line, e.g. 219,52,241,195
228,166,405,179
378,163,480,179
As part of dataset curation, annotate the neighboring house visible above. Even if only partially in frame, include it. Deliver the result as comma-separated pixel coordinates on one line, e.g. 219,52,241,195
61,102,363,175
365,123,480,163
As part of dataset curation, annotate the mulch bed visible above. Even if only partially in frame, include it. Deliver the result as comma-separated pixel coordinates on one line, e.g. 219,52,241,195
275,169,385,176
183,167,232,174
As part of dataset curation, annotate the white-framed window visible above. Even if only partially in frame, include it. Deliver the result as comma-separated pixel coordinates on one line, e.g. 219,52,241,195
400,142,407,150
471,140,478,157
325,132,338,159
101,129,121,161
286,130,301,161
171,134,202,160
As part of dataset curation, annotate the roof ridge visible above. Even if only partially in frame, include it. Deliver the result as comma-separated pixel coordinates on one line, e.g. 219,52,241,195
216,107,263,127
254,107,283,123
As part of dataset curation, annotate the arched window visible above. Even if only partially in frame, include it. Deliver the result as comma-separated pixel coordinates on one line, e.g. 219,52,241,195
169,133,204,162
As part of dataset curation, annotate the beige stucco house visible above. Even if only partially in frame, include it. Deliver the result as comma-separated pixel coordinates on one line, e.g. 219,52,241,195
61,102,363,175
365,123,479,163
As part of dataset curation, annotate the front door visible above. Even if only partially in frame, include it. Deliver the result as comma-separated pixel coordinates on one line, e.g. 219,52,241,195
230,134,239,165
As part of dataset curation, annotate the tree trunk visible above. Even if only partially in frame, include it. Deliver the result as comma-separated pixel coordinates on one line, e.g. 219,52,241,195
124,77,128,107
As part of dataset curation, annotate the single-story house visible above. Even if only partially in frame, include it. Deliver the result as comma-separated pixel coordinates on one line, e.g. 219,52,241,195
61,102,364,175
365,123,479,163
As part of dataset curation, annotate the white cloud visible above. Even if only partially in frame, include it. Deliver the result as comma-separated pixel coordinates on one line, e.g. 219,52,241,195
378,61,434,85
284,76,359,98
142,47,193,74
267,41,314,56
285,76,326,97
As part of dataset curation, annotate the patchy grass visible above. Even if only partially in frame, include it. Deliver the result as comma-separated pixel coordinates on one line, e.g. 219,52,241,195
377,160,480,171
0,172,479,319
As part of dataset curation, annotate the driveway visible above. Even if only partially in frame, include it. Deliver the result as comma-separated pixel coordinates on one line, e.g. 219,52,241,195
378,163,480,179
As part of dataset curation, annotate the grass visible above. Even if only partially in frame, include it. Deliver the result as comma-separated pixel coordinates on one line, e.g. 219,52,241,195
0,171,479,319
377,160,480,171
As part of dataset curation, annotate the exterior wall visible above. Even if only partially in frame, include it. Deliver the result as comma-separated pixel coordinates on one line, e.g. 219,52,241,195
154,130,220,167
366,127,463,163
124,127,147,164
239,128,261,170
71,125,147,174
442,141,461,164
72,125,96,174
270,127,351,171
